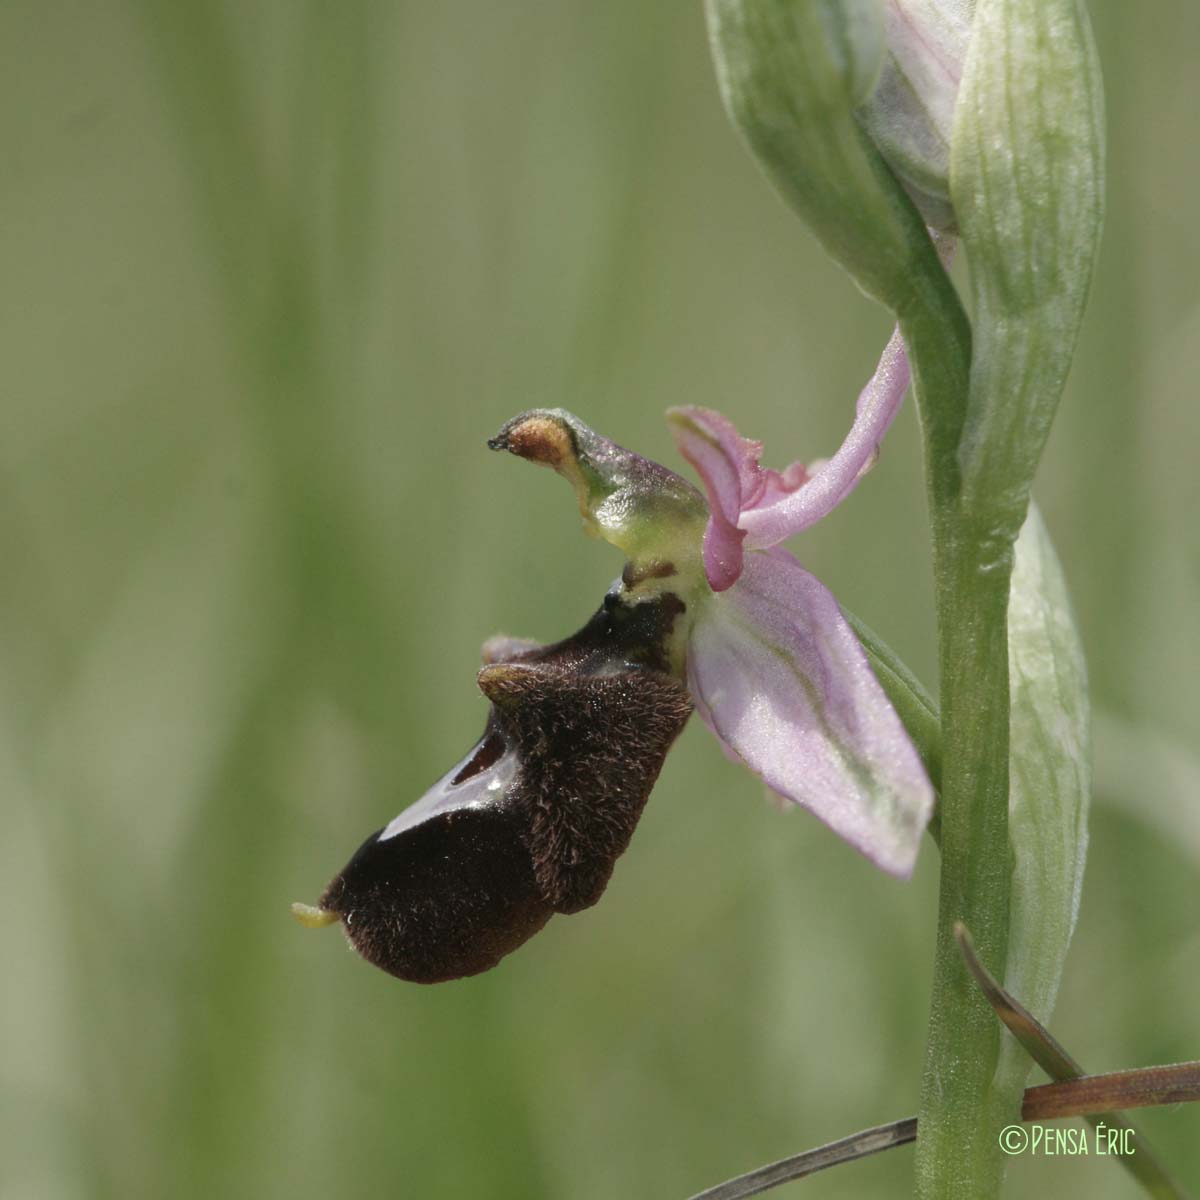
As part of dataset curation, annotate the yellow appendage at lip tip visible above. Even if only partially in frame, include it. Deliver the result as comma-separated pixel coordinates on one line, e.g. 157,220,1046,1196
291,901,339,929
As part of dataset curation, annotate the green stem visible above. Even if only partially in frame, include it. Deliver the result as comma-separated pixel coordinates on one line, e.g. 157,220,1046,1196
897,257,1024,1196
920,515,1017,1197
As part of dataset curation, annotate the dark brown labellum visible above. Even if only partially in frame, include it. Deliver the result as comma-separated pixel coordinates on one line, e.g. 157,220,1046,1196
310,589,692,983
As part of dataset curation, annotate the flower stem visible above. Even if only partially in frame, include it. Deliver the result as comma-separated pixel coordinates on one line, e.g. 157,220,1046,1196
898,250,1025,1196
920,515,1018,1196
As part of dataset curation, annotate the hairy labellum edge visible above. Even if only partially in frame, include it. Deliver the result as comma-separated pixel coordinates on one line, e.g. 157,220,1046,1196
306,590,692,983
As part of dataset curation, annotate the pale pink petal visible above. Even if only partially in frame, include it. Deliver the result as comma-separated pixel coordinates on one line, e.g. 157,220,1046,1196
668,407,754,591
669,406,811,592
757,459,812,506
700,528,745,596
686,547,934,877
668,407,763,512
739,327,911,549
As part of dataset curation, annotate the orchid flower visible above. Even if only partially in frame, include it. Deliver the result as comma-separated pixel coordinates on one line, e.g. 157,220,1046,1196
294,355,932,981
665,329,933,879
488,366,934,882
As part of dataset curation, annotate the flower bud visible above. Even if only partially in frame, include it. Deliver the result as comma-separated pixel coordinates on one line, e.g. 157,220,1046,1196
295,588,691,983
856,1,974,231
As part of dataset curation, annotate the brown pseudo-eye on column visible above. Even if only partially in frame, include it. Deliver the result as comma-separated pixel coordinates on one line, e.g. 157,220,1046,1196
292,587,692,984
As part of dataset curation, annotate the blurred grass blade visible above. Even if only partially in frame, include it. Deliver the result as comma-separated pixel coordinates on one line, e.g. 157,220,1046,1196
1024,1063,1200,1121
685,1060,1198,1200
957,924,1192,1200
955,920,1086,1078
685,1118,919,1200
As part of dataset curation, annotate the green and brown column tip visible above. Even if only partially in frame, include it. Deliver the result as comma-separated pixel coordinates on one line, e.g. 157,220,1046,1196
488,409,708,588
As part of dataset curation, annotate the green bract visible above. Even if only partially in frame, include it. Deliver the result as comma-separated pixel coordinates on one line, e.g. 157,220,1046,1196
704,0,946,314
950,0,1106,529
704,0,972,481
995,504,1090,1095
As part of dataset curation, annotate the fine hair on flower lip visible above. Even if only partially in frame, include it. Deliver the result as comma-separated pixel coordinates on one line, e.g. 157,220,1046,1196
298,586,692,983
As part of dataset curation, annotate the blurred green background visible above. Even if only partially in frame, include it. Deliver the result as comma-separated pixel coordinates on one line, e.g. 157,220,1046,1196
3,3,1197,1197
